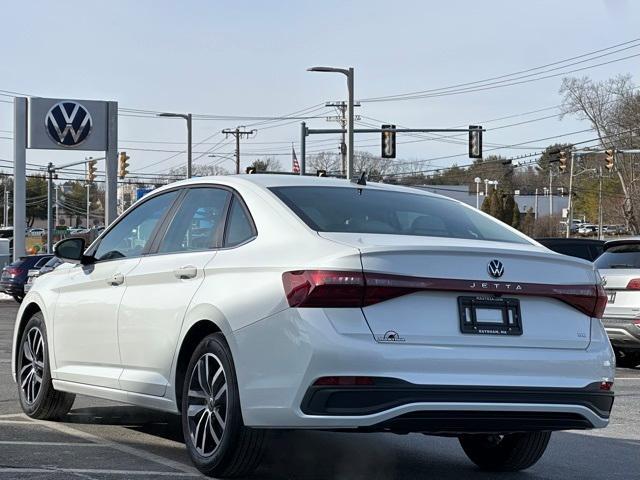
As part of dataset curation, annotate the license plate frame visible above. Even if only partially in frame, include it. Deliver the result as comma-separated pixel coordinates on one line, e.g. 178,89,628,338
606,290,616,304
458,296,522,336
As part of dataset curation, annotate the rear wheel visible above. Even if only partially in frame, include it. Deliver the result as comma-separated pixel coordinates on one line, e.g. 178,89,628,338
181,333,266,478
17,313,75,419
459,432,551,471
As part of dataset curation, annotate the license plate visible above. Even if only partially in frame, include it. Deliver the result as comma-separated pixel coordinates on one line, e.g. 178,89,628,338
606,291,616,304
458,296,522,336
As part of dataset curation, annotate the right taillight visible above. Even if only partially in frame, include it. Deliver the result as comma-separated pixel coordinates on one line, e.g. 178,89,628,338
627,278,640,290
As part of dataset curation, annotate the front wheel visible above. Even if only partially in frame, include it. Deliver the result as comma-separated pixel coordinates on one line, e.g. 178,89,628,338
181,333,266,478
17,313,75,419
459,431,551,471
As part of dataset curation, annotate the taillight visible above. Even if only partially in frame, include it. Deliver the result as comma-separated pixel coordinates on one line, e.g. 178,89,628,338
5,267,23,276
626,278,640,290
282,270,609,317
282,271,365,307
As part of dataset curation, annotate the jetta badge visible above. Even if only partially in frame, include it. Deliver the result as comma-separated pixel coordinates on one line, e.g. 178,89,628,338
45,101,93,147
487,259,504,279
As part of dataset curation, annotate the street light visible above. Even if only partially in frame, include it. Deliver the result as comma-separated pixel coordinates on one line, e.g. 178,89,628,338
158,112,193,178
474,177,481,209
307,66,355,179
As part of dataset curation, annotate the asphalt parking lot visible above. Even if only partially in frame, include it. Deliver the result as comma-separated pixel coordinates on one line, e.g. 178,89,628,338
0,302,639,479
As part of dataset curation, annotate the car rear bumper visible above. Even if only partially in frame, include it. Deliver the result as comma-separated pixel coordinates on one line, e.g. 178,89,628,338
300,381,613,432
233,308,615,431
0,281,23,296
603,318,640,350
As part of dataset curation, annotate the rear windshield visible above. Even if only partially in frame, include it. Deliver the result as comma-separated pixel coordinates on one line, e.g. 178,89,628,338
270,186,529,244
595,244,640,269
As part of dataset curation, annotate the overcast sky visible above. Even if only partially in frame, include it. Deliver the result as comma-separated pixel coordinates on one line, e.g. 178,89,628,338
0,0,638,177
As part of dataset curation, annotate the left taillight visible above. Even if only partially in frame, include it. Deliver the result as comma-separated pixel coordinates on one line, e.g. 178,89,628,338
5,267,23,277
282,270,366,308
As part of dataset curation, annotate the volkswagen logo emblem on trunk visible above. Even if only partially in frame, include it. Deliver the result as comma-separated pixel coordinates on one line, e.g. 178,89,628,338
45,101,92,147
487,259,504,278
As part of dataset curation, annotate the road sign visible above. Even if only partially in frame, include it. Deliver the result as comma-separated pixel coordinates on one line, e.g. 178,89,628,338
381,124,396,159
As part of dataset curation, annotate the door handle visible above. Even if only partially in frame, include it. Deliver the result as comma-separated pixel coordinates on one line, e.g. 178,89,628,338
108,273,125,286
174,265,197,279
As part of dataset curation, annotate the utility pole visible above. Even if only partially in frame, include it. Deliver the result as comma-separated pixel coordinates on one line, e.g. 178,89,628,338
86,184,91,228
46,163,55,253
325,101,361,176
566,151,575,238
549,168,553,218
3,189,8,227
598,166,603,240
54,185,59,227
222,127,257,174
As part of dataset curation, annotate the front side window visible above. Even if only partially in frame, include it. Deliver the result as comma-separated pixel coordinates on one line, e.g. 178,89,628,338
94,191,179,261
158,188,230,253
270,186,529,245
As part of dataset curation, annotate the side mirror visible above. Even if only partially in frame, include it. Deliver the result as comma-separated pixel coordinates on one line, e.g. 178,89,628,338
53,237,92,265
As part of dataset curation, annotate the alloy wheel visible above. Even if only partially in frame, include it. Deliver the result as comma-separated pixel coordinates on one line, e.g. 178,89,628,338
20,326,44,405
187,353,228,457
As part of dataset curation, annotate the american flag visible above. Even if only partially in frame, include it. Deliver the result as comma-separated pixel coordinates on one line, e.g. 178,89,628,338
292,145,300,174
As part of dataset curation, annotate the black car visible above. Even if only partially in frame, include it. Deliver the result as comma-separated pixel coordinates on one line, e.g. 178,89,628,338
0,255,53,303
536,238,605,262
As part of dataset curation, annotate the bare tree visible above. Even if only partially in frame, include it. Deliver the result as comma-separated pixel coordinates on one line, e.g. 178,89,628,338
560,75,640,233
168,164,230,178
307,151,341,174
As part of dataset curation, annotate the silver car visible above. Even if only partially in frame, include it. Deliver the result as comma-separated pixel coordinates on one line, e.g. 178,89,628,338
597,238,640,368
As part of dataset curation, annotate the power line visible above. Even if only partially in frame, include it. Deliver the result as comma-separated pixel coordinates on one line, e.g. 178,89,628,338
360,38,640,102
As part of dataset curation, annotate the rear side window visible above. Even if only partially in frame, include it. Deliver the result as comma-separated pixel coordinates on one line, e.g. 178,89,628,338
224,197,255,247
269,186,529,244
595,244,640,269
34,257,52,268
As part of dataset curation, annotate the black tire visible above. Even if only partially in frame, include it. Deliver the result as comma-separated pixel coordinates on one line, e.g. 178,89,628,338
616,351,640,368
13,295,23,304
181,333,266,478
17,313,75,420
459,431,551,472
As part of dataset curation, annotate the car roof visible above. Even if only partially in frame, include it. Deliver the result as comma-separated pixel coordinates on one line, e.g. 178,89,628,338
150,173,446,199
536,237,605,245
603,237,640,249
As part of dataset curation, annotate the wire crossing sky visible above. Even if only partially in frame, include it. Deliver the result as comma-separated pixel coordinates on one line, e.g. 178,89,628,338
0,0,638,177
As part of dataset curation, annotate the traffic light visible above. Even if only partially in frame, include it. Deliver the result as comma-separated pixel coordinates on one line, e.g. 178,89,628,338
469,125,483,158
246,166,256,174
118,152,130,179
605,149,615,171
316,169,327,177
558,151,567,173
86,158,97,183
381,124,396,159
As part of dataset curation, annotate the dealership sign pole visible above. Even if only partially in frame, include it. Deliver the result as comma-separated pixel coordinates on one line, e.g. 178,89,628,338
13,97,118,259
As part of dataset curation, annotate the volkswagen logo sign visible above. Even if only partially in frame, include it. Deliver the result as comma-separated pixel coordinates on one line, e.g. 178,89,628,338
487,259,504,279
45,101,93,147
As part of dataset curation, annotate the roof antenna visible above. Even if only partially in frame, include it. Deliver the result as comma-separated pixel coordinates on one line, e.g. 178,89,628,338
351,171,367,186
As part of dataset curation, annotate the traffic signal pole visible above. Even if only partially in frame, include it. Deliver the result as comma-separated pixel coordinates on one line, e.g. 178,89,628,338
566,151,575,238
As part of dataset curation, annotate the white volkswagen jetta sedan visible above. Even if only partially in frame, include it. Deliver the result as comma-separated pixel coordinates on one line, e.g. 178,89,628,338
12,175,614,477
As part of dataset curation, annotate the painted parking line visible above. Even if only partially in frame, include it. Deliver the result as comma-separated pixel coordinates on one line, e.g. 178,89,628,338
0,467,199,477
27,416,203,477
0,440,107,446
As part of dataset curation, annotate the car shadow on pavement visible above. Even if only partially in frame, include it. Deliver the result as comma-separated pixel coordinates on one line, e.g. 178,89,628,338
65,405,184,443
60,406,640,480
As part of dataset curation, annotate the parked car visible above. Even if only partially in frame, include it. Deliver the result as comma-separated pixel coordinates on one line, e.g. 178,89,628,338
28,228,45,236
596,238,640,368
23,257,63,294
1,254,53,302
12,175,614,477
536,238,605,262
578,225,598,236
